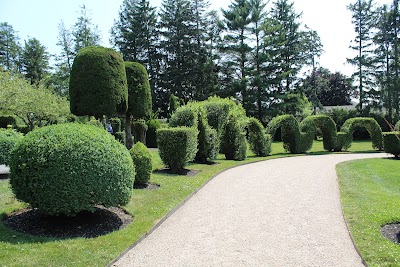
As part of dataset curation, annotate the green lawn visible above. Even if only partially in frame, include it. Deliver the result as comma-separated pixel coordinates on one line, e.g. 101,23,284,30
0,140,381,266
337,158,400,267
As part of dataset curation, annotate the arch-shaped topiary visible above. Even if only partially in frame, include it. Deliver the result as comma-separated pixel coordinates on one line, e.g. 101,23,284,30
300,115,339,151
267,115,313,154
340,117,383,150
69,46,128,118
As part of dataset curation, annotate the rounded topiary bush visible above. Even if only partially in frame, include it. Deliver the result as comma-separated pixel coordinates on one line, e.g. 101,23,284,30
383,132,400,157
0,129,23,165
248,117,271,157
221,111,247,161
10,123,135,216
69,46,128,118
130,142,152,185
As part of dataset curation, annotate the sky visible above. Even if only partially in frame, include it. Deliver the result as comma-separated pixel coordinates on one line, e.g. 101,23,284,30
0,0,394,76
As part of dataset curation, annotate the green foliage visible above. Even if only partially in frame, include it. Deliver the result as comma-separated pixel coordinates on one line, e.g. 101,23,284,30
267,114,316,154
382,132,400,157
341,117,383,150
87,118,103,128
395,121,400,131
247,117,271,156
9,123,135,216
157,127,198,173
169,104,198,128
22,37,50,85
110,118,122,132
130,142,152,185
125,62,152,119
69,46,128,118
132,120,148,144
0,129,23,165
335,132,352,151
0,115,16,128
115,131,126,145
221,111,247,160
146,119,162,148
300,115,338,151
0,71,70,131
169,94,183,116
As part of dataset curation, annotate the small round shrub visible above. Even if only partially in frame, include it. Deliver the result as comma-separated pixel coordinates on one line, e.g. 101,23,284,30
130,142,152,185
157,127,198,173
248,118,271,157
10,123,135,216
0,129,23,165
146,119,162,148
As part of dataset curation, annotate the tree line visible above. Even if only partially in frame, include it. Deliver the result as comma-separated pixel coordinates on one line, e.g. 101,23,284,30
1,0,400,123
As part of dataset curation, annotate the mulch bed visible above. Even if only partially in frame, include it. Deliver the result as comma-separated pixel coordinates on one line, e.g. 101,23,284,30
133,182,160,190
153,168,201,177
3,206,133,239
381,223,400,243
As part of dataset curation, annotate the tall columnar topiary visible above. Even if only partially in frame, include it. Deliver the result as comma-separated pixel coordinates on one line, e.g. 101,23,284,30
248,118,271,157
9,123,135,216
157,127,198,173
125,62,152,149
0,129,23,165
146,119,162,148
341,117,383,150
130,142,152,185
69,46,128,119
221,111,247,161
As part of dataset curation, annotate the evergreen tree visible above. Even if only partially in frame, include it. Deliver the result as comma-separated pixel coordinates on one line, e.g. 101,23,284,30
72,4,101,53
221,0,252,112
0,22,21,72
21,38,49,85
347,0,377,111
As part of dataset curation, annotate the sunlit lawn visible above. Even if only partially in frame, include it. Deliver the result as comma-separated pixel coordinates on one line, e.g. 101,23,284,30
0,140,382,266
338,158,400,267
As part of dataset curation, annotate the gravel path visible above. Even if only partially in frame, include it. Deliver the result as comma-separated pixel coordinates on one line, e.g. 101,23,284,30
112,153,384,267
0,164,9,174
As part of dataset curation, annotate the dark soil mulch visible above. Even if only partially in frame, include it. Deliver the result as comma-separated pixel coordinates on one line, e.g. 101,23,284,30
381,223,400,243
153,168,201,177
133,182,160,190
0,173,8,180
3,206,133,239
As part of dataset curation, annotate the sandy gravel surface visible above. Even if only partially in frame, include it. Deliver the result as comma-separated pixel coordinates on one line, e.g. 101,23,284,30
112,153,384,267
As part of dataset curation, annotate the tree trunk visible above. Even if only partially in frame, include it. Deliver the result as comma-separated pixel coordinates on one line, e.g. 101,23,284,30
125,113,133,149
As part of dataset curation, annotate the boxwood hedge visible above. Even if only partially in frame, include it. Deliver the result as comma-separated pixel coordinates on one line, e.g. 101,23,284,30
130,142,152,185
9,123,135,216
383,132,400,157
247,117,271,157
157,127,198,173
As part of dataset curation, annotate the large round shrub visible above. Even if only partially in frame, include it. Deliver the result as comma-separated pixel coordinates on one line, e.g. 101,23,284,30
0,129,23,165
69,46,128,118
130,142,152,185
10,123,135,216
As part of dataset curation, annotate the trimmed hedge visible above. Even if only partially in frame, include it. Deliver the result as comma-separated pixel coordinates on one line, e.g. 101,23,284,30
69,46,128,118
221,111,247,160
87,118,104,128
157,127,198,173
132,120,148,144
248,117,271,157
0,129,23,165
341,117,383,150
383,132,400,157
10,123,135,216
146,119,162,148
110,118,122,132
267,115,313,154
0,115,16,129
169,104,198,128
130,142,152,185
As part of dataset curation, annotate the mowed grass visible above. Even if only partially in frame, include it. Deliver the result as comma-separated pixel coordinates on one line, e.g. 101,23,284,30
337,158,400,267
0,140,381,266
